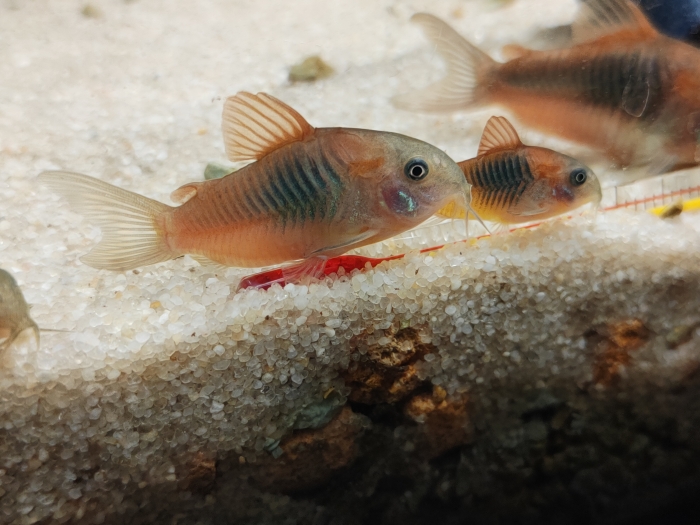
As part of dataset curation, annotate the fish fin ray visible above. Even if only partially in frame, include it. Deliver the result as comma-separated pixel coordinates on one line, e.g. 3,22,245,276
392,13,496,112
478,116,522,156
436,200,465,220
572,0,658,44
308,230,379,257
170,182,204,204
222,92,315,162
190,254,229,272
281,256,329,284
39,171,176,271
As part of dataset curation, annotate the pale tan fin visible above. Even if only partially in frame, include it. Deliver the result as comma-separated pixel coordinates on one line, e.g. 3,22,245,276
571,0,658,44
501,44,533,60
436,201,464,220
39,171,176,271
392,13,496,112
170,182,203,204
222,92,315,162
281,256,328,284
436,195,491,235
477,116,522,156
190,254,229,272
308,230,379,257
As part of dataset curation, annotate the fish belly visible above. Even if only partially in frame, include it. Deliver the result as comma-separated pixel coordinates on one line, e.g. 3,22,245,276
490,88,665,166
168,214,344,268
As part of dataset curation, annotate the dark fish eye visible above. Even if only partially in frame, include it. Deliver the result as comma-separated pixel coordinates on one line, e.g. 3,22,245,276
404,158,429,181
570,169,587,186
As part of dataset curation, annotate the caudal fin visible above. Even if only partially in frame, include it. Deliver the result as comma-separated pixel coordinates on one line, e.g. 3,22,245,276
39,171,176,271
393,13,496,112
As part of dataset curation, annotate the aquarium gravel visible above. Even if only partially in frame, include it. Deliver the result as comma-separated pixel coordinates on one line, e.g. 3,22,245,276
1,1,700,524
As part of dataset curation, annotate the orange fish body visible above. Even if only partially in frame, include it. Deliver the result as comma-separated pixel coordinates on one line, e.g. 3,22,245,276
41,93,471,272
394,0,700,172
440,117,601,224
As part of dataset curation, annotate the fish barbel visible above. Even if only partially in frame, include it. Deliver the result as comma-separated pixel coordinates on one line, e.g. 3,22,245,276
439,116,601,224
0,269,39,353
394,0,700,173
40,92,471,272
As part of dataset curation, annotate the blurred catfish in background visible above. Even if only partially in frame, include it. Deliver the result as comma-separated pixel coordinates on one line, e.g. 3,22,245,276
535,0,700,50
394,0,700,176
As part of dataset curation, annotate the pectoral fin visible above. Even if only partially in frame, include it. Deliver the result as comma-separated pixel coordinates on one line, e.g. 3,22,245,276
309,230,379,257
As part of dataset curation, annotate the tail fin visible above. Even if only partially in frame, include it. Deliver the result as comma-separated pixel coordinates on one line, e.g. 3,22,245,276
393,13,496,112
39,171,176,271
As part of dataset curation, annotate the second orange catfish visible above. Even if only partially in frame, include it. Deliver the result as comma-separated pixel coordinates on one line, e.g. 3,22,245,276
39,92,471,272
441,116,601,224
394,0,700,173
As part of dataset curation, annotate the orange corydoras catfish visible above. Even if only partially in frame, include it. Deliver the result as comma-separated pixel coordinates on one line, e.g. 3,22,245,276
394,0,700,172
40,92,471,271
441,117,601,224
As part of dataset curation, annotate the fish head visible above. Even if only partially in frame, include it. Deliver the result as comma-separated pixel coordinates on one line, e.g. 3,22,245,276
371,133,471,227
527,148,602,215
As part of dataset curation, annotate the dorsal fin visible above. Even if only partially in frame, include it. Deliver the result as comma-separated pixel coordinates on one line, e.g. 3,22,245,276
571,0,658,44
170,182,203,204
222,92,315,162
477,116,522,156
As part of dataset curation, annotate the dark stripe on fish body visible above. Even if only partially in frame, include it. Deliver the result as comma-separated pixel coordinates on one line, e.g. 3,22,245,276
247,172,274,219
498,155,517,208
493,157,510,208
300,154,327,220
318,149,342,218
468,152,533,211
515,155,532,202
486,157,503,208
500,52,667,121
275,156,306,223
280,151,313,222
267,170,292,211
319,148,343,187
505,155,520,207
480,158,496,207
259,180,284,217
290,154,318,222
271,152,312,226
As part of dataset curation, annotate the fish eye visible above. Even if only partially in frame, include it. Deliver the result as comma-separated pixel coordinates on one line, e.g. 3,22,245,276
570,169,587,186
404,158,429,181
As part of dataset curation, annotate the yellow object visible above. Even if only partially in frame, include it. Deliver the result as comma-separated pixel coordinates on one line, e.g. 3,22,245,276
650,197,700,217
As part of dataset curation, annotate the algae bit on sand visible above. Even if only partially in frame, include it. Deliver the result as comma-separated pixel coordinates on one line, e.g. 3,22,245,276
288,55,334,82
